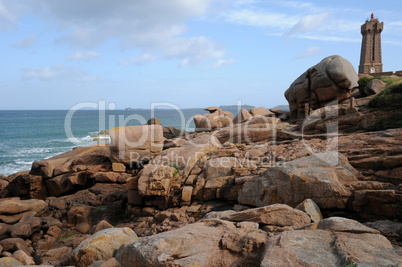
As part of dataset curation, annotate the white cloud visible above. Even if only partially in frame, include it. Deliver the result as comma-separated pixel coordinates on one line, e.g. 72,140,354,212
120,53,157,66
219,2,379,43
23,66,65,80
13,34,37,48
286,12,329,35
214,58,236,68
272,0,315,10
296,46,324,59
22,65,102,82
67,51,100,61
222,9,297,29
383,40,402,46
388,21,402,28
165,36,225,66
295,34,360,43
0,1,40,29
1,0,224,66
0,2,14,26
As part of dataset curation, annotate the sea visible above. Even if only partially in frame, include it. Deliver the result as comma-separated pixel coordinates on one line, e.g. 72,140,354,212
0,108,242,176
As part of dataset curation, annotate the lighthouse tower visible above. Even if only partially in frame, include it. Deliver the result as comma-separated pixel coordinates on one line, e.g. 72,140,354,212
359,13,383,74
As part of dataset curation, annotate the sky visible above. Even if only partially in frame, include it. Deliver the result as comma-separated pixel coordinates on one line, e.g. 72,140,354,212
0,0,401,110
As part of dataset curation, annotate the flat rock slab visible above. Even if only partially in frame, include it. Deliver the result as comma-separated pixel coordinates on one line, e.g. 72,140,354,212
222,204,310,227
261,229,402,266
0,199,47,215
317,217,380,234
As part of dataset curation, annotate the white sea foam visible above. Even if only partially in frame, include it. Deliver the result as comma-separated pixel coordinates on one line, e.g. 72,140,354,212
1,132,109,176
14,148,52,156
0,163,31,176
15,160,34,165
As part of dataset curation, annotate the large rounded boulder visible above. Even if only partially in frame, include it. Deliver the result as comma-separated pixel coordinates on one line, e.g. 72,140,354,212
285,55,358,121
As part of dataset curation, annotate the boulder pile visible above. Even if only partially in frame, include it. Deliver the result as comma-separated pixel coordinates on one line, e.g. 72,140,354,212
0,55,401,266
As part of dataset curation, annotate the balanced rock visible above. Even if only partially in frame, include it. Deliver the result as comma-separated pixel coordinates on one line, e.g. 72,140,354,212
109,125,164,165
193,107,233,132
249,107,274,117
285,55,358,120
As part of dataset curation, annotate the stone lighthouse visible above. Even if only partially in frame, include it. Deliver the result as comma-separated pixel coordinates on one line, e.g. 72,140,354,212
359,13,383,74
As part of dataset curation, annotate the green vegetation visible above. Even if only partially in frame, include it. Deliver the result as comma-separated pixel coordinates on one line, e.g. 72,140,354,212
61,233,79,239
358,76,401,97
368,80,402,109
170,164,180,176
366,112,402,131
94,205,108,212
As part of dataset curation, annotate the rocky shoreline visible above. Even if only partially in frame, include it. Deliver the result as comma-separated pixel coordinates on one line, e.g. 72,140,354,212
0,55,401,266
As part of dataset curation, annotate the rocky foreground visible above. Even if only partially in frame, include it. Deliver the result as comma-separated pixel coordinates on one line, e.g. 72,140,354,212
0,56,401,266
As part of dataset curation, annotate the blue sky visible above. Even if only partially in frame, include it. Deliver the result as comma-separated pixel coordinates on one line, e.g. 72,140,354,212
0,0,401,110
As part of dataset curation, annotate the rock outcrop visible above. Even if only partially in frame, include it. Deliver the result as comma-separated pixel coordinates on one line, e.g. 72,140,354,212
1,74,402,265
116,219,267,267
261,217,402,266
285,55,358,121
238,152,359,209
109,125,164,165
133,134,221,209
193,107,233,132
30,145,111,178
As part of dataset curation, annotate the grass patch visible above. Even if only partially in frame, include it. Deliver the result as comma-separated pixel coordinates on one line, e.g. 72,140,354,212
366,113,402,131
368,81,402,109
358,76,401,97
61,233,79,239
